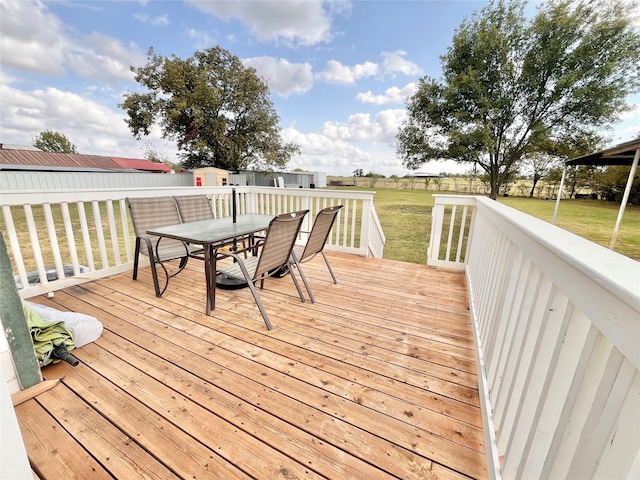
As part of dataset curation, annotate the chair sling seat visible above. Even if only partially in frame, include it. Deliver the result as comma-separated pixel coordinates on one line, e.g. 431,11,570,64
175,193,253,257
288,205,343,302
127,196,199,297
216,210,310,330
174,194,214,223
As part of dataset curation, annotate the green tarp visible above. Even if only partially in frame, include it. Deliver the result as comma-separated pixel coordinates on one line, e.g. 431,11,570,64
23,302,75,366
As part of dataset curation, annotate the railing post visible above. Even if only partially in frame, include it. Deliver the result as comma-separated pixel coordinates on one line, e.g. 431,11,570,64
427,201,444,266
360,196,371,255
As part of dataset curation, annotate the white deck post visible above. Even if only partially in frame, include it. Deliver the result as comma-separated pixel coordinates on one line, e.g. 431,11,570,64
610,147,640,249
551,164,567,225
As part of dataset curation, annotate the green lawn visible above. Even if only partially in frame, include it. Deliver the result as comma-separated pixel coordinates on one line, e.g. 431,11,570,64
334,187,640,264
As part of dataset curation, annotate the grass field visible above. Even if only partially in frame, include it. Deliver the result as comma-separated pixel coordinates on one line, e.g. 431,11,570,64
334,187,640,264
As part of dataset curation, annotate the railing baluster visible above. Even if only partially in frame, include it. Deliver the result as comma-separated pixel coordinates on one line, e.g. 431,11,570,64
77,201,95,271
119,198,133,262
2,205,28,287
43,203,65,279
91,200,109,269
106,200,121,266
24,205,48,287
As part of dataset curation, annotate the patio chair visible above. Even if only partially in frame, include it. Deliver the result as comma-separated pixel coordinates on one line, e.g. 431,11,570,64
126,197,197,297
216,210,309,330
289,205,343,303
174,194,214,223
174,194,215,258
175,193,253,256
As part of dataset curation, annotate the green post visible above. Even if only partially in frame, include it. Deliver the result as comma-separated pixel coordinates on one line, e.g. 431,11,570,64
0,232,41,389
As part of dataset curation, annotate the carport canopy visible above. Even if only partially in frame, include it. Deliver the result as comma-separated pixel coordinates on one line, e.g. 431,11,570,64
552,137,640,249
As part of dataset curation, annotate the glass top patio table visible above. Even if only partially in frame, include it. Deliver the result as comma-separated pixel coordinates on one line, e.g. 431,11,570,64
146,214,273,245
147,213,274,315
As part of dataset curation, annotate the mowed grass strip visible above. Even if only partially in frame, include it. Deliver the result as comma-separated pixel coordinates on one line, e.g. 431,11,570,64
334,187,640,263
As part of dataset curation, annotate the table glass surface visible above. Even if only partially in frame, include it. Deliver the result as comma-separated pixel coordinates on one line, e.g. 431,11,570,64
146,214,273,245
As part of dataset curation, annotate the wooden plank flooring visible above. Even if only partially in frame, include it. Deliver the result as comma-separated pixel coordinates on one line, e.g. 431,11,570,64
14,252,486,479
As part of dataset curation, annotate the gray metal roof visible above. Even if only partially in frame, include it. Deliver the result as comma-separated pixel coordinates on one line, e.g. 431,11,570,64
565,138,640,166
0,148,121,170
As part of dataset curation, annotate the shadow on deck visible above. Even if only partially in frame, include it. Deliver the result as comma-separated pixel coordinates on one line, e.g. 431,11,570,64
15,252,486,479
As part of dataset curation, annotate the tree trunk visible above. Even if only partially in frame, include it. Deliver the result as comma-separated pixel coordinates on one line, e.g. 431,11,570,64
529,177,539,197
489,161,499,199
489,182,499,199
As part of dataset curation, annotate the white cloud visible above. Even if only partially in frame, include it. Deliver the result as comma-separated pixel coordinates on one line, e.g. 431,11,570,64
356,82,417,105
282,125,411,176
320,109,407,145
134,13,170,26
0,0,146,84
187,0,348,46
611,100,640,142
381,51,423,77
67,33,146,83
282,126,380,174
0,84,175,160
0,0,68,76
321,51,421,85
243,57,313,97
321,60,378,84
186,28,216,50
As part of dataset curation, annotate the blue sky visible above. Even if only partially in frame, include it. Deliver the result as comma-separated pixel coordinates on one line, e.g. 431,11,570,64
1,0,639,177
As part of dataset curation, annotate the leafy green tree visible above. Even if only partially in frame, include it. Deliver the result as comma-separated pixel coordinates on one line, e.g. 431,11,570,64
364,171,382,187
397,0,640,199
121,47,299,172
142,141,180,173
32,130,77,154
522,153,559,197
564,165,598,198
593,166,640,203
389,174,401,188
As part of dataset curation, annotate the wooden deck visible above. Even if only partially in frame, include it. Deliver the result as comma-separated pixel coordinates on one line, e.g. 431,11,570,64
14,252,486,479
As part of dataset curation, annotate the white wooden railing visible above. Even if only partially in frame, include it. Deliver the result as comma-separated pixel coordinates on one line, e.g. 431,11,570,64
0,186,384,299
429,194,640,479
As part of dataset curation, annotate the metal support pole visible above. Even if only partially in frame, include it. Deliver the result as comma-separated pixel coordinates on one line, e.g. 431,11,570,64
551,164,567,225
610,148,640,249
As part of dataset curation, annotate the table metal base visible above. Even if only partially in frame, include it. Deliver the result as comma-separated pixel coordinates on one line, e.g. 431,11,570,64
216,272,249,289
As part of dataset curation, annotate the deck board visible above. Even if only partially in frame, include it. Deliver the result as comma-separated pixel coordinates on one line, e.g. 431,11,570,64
15,252,486,479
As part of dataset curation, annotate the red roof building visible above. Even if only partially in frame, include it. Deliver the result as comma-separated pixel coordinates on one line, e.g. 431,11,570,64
0,146,172,173
111,157,172,173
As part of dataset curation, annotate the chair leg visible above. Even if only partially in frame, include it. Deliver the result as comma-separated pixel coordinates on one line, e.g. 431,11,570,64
233,257,273,330
143,237,162,297
245,280,273,330
321,251,338,284
133,238,141,280
287,261,308,303
290,256,314,303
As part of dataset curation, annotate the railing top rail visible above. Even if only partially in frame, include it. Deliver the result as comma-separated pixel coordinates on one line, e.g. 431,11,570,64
432,193,478,206
472,196,639,312
432,194,639,311
249,186,377,200
0,186,376,206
